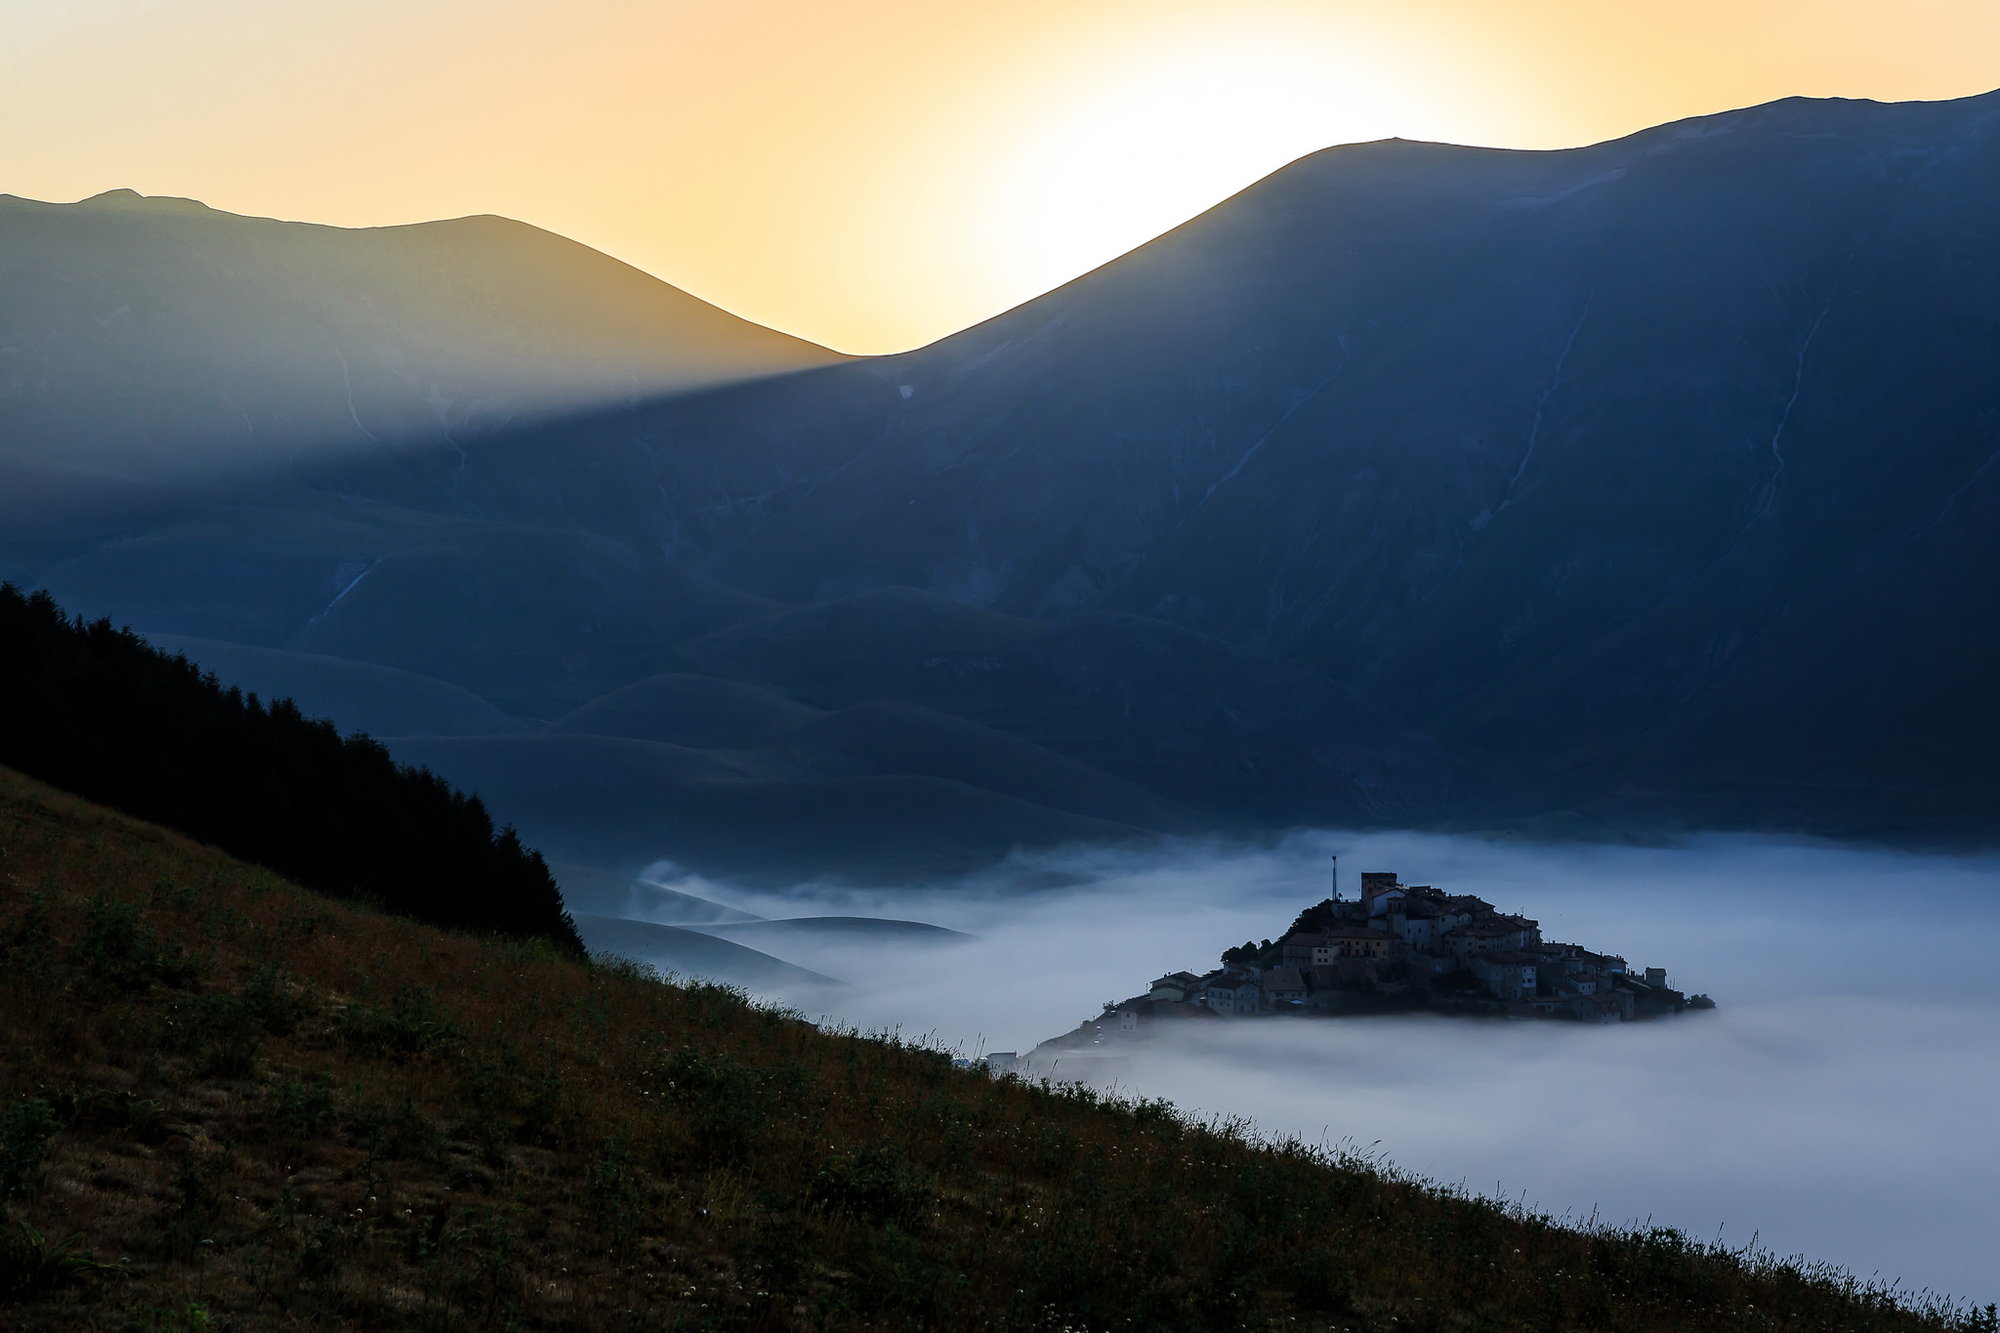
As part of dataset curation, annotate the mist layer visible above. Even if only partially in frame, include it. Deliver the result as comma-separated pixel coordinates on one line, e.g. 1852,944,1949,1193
640,831,2000,1305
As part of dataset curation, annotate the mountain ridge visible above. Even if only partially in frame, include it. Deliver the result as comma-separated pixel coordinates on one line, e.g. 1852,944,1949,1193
460,89,2000,839
0,188,843,501
6,90,1998,858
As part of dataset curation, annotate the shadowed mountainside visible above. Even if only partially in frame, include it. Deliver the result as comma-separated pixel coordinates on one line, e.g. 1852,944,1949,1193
451,91,2000,840
7,92,1999,867
674,589,1473,825
146,635,527,739
549,673,1194,829
381,732,1165,884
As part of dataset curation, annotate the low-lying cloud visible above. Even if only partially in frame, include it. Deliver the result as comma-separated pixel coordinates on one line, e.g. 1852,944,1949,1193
620,829,2000,1305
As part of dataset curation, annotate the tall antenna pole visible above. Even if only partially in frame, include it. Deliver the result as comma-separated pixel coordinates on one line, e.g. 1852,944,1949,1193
1330,853,1339,902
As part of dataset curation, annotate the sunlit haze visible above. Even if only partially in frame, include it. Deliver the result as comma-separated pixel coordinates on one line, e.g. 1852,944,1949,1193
5,0,1997,351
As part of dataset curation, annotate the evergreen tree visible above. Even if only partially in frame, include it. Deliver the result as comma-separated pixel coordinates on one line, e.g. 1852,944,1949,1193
0,585,582,955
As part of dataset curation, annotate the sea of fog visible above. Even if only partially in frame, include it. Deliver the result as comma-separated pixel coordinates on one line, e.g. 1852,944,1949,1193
621,832,2000,1307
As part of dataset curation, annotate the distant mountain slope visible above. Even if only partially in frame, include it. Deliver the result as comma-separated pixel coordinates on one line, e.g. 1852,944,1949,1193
33,501,778,719
0,189,846,736
547,862,763,923
11,91,1999,848
146,634,527,738
461,91,2000,838
571,913,840,990
698,916,974,946
549,673,823,749
549,672,1195,831
677,589,1473,825
384,731,1164,882
688,915,975,979
0,189,840,499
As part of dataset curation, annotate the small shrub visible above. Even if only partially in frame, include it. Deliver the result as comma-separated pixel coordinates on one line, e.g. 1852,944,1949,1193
1131,1096,1182,1135
519,1065,566,1147
148,872,198,915
811,1143,931,1229
339,984,457,1056
585,1133,645,1253
1034,1124,1079,1175
661,1048,764,1165
78,893,146,979
0,1215,116,1298
76,893,201,992
268,1075,336,1142
296,1213,365,1290
244,960,311,1036
937,1105,975,1178
464,1207,520,1318
2,889,54,973
163,1144,233,1257
136,1301,214,1332
454,1061,514,1169
740,1208,809,1295
1283,1243,1356,1315
380,1097,443,1163
187,992,264,1079
54,1087,169,1144
0,1099,59,1199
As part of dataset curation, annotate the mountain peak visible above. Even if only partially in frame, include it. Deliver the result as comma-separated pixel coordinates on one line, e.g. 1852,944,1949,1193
74,188,218,215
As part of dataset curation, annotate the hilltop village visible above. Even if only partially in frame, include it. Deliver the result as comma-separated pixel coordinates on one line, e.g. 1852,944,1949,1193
994,869,1713,1074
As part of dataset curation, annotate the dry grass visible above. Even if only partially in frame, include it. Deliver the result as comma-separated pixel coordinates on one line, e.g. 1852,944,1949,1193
0,764,1991,1332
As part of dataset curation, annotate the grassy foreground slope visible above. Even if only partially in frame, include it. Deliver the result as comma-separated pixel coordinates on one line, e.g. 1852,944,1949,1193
0,767,1989,1332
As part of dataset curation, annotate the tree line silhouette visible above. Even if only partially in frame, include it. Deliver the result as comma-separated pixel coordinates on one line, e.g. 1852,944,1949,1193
0,584,582,955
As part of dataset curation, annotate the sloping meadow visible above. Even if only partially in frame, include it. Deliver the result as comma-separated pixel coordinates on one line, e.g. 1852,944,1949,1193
0,766,1990,1331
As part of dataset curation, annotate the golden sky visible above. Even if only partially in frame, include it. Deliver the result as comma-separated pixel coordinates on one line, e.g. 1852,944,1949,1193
4,0,1997,353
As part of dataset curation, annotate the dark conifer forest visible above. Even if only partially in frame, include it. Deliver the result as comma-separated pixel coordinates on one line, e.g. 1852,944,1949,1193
0,584,581,955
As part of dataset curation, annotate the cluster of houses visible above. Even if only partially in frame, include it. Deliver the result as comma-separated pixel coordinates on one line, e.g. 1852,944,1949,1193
989,867,1713,1074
